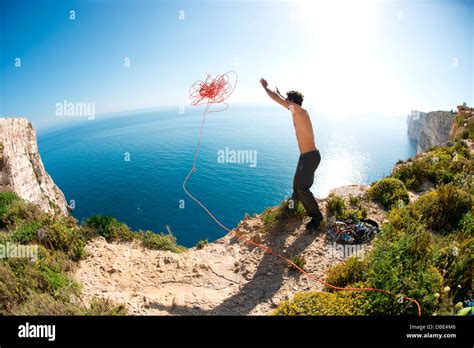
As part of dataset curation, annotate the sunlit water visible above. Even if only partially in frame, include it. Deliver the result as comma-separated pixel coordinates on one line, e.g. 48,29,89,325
38,106,416,246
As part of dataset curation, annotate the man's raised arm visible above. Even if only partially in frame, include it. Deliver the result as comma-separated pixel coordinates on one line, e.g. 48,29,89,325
260,78,290,109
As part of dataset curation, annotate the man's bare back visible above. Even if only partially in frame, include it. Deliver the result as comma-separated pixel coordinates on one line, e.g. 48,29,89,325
289,103,317,154
259,78,316,154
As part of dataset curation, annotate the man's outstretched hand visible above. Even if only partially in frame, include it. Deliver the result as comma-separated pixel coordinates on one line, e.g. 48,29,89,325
260,77,290,109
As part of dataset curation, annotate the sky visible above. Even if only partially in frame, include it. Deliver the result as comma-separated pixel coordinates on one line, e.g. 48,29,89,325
0,0,473,130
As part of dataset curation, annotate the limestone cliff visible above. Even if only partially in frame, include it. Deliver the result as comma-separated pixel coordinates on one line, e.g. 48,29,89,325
0,118,68,215
407,110,456,153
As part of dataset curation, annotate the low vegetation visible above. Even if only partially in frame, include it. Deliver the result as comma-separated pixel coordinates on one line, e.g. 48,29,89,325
325,256,368,288
276,141,473,316
326,193,367,221
392,141,473,191
289,254,306,270
261,198,306,232
451,106,474,141
195,239,209,249
0,192,184,315
83,215,134,242
274,291,367,316
367,178,409,210
412,184,472,233
140,230,185,253
83,214,185,252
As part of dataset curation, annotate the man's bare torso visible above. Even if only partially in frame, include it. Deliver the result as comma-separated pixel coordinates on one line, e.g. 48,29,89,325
289,103,317,154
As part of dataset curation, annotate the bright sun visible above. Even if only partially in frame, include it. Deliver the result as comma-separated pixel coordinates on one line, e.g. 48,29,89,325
297,0,376,52
293,0,415,113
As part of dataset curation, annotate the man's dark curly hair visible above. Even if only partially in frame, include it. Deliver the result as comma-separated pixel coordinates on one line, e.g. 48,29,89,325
286,90,304,106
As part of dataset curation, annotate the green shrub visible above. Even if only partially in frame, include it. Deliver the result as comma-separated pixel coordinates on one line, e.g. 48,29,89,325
77,225,100,241
28,247,78,300
392,142,473,190
2,199,48,227
392,161,425,190
0,196,139,315
0,243,125,315
11,292,129,316
140,230,180,252
83,215,119,239
260,207,279,232
364,226,442,315
0,231,11,245
110,223,135,242
273,291,366,316
412,185,472,233
368,178,409,210
325,256,367,288
453,171,474,195
0,192,20,222
326,193,367,222
282,199,306,218
289,254,306,270
6,258,41,303
261,199,306,232
41,222,87,261
433,230,473,303
11,221,43,244
195,239,208,249
83,298,128,316
12,293,80,315
37,265,72,298
326,193,346,217
459,212,473,234
2,245,80,313
341,207,368,222
83,215,134,242
0,262,22,313
383,207,420,240
349,194,361,206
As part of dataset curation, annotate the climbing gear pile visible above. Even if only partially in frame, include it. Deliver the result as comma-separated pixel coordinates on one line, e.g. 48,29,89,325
327,218,380,245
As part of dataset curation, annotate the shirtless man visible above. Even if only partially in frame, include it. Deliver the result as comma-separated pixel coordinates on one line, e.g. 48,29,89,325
260,78,324,230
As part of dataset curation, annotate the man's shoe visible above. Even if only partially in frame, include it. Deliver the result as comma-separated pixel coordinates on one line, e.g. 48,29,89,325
306,217,323,232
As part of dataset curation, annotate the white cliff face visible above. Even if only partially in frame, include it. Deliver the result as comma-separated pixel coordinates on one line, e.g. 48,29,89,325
0,118,68,215
407,110,456,153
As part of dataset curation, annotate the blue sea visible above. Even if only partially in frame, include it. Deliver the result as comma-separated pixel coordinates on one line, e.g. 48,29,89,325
38,106,417,247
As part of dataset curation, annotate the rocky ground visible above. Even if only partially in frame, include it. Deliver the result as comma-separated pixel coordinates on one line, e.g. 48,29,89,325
74,185,388,315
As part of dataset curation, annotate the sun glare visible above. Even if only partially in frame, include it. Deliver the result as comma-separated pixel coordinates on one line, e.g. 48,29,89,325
297,0,376,52
292,0,411,112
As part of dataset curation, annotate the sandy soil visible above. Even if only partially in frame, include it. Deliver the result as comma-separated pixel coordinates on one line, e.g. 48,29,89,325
74,185,387,315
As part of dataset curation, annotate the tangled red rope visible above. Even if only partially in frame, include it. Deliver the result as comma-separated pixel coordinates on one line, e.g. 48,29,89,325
189,72,236,112
183,72,421,316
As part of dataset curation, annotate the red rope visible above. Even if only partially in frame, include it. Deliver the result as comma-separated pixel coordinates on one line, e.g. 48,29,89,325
183,72,422,316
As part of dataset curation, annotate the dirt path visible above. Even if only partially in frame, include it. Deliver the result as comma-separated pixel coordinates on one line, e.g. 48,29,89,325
74,185,386,315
